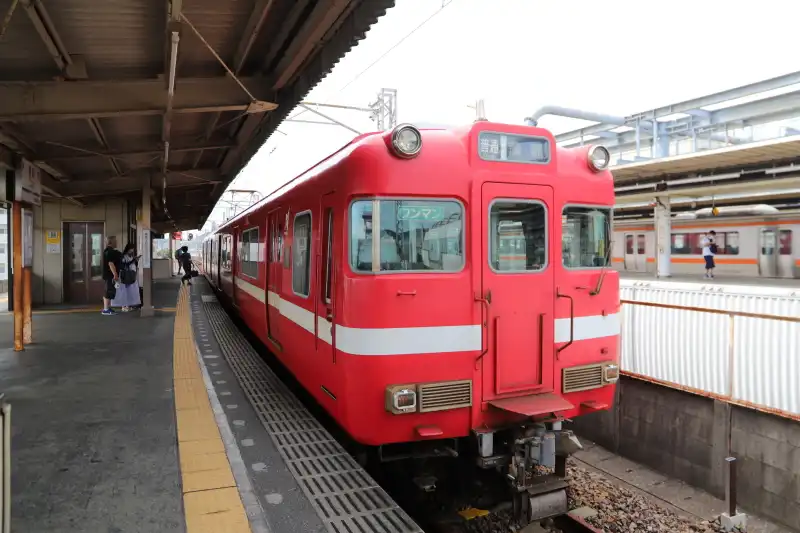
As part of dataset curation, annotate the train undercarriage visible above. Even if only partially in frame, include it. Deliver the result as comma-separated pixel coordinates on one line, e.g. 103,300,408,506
368,420,584,530
475,421,584,526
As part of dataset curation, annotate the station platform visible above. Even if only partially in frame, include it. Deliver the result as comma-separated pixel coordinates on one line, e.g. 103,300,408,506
620,272,800,289
2,276,420,533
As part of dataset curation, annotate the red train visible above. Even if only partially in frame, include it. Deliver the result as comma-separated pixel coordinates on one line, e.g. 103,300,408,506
202,121,620,523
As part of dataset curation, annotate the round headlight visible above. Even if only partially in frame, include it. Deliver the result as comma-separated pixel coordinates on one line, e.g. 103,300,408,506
390,124,422,158
588,145,610,171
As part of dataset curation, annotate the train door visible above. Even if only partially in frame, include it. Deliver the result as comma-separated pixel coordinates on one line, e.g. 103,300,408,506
316,194,337,376
481,182,555,401
213,235,221,287
759,228,778,277
622,233,646,272
778,229,794,278
266,209,282,345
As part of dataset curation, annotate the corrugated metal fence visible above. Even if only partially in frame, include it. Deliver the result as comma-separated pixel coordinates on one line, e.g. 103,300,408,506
619,280,800,420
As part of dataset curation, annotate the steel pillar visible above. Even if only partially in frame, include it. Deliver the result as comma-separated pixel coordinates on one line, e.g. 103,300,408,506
140,186,153,317
11,202,22,351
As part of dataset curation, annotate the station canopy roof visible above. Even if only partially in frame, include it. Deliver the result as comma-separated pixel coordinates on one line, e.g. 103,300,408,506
610,135,800,203
0,0,393,232
611,135,800,182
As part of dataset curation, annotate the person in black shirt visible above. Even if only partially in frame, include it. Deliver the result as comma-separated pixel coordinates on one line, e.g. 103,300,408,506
180,246,193,285
102,236,123,315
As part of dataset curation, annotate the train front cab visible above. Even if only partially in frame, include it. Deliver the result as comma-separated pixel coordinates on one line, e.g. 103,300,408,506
469,128,621,523
345,124,620,524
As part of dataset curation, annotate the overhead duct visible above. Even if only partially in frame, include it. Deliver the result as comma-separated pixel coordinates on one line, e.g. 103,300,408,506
525,106,626,128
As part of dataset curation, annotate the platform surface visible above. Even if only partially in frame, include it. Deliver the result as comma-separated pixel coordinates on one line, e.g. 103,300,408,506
620,272,800,289
0,280,183,533
0,275,421,533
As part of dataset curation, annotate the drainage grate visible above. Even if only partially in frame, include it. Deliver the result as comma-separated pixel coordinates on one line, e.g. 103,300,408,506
201,293,422,533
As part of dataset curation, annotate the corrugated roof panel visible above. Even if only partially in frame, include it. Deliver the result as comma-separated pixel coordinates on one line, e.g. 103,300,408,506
0,0,397,230
99,116,161,147
14,119,98,147
0,6,61,80
47,0,163,79
60,157,115,177
178,0,256,77
169,113,208,141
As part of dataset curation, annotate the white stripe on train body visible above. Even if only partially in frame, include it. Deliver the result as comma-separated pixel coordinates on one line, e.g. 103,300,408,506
234,276,620,356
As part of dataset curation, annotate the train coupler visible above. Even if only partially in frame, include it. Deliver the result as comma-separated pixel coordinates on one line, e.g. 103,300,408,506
506,425,576,526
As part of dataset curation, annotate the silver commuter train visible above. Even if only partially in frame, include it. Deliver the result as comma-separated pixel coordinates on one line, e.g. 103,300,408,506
612,205,799,279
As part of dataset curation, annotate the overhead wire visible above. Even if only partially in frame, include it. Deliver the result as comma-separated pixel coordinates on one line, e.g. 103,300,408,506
287,0,458,122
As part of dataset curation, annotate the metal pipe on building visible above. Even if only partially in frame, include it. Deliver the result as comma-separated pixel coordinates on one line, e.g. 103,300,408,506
23,266,31,344
524,106,626,128
161,31,179,178
11,202,22,352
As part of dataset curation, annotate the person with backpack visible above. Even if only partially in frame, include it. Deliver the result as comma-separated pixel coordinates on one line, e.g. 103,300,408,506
701,230,717,279
111,243,142,311
174,247,184,275
180,245,194,285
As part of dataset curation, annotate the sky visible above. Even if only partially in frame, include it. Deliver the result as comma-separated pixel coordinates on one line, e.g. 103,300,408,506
198,0,800,231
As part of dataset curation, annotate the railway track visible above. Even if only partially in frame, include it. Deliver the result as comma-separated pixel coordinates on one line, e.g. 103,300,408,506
552,514,604,533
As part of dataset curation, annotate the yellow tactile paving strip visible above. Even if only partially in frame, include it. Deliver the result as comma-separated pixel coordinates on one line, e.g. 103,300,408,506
173,285,252,533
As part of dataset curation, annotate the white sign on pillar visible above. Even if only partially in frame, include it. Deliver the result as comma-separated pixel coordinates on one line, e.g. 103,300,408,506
142,229,151,268
22,208,33,267
654,196,671,278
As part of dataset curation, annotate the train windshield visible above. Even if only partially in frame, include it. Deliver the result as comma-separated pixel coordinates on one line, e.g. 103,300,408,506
561,206,611,268
350,199,464,272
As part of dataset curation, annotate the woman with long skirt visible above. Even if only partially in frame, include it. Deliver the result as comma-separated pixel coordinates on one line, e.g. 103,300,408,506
112,243,142,312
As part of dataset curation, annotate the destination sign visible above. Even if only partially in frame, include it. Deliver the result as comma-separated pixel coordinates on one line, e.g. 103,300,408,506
478,132,550,164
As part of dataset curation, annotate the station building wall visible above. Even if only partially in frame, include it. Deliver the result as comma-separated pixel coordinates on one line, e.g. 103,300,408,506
32,198,130,305
567,376,800,530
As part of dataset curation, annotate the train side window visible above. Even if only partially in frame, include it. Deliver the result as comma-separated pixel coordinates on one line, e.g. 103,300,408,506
222,234,232,272
671,233,690,254
241,227,259,278
292,212,312,297
561,206,610,268
725,232,740,255
324,209,333,304
636,234,646,255
714,232,726,255
779,230,792,255
489,200,546,272
625,235,634,254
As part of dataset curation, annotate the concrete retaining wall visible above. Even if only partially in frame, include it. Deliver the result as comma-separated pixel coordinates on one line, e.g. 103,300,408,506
567,376,800,530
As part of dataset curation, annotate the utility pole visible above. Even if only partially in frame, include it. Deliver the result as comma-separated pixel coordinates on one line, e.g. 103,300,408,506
368,88,398,131
468,99,487,121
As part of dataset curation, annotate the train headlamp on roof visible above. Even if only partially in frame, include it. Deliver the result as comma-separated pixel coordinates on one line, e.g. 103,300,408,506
388,124,422,159
587,145,611,172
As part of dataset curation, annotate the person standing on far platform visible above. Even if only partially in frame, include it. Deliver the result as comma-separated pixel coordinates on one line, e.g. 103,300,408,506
701,230,717,279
